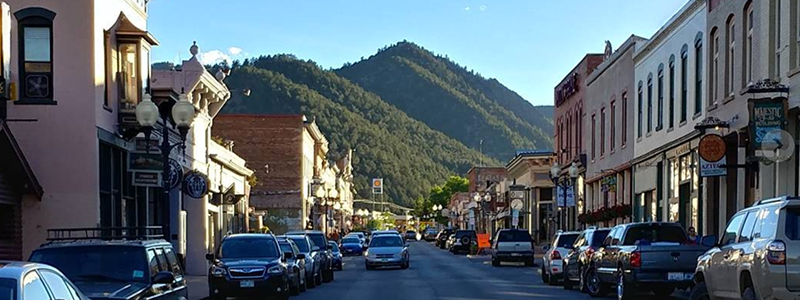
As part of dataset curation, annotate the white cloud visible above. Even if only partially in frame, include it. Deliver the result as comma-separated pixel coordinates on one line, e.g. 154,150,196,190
464,6,470,11
479,5,487,11
197,50,230,65
228,47,243,56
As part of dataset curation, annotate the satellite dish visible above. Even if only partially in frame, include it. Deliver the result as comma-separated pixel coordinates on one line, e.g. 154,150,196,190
760,129,795,163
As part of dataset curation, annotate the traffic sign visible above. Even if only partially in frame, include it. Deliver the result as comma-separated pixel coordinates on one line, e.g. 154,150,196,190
372,178,383,194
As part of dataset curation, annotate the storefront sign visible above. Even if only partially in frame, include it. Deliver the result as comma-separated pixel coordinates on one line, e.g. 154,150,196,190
129,153,163,172
555,73,579,107
134,138,160,154
183,171,209,198
699,134,727,177
132,172,160,187
749,98,787,149
167,159,182,190
601,176,617,193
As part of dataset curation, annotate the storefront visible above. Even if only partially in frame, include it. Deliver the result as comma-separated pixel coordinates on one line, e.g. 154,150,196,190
0,121,42,260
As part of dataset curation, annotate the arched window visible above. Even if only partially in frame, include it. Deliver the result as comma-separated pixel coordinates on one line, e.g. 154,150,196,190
695,32,703,115
668,55,675,128
725,15,736,96
710,27,719,106
647,73,653,133
657,64,664,130
14,7,56,103
681,45,689,122
775,0,782,77
743,1,754,84
637,81,643,138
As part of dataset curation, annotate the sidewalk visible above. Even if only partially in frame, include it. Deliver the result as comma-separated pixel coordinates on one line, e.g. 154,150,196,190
186,275,208,300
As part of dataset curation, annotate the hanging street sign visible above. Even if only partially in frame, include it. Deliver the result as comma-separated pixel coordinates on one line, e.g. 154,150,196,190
749,97,787,149
132,172,160,187
699,133,727,177
183,171,210,199
167,159,183,190
129,153,163,172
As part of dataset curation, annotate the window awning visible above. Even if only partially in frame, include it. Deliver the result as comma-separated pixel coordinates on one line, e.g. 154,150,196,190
111,12,159,46
0,121,43,198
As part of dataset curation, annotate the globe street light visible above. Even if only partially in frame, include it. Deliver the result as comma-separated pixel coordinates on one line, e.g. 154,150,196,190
135,90,196,241
550,161,579,231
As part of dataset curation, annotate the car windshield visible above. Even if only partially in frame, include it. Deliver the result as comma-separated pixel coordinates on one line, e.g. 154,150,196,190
556,234,578,248
30,246,149,283
342,238,360,244
623,225,687,245
590,230,611,247
288,237,310,253
0,278,16,300
278,242,294,254
329,243,340,252
219,238,279,259
308,235,327,249
406,231,416,235
370,236,404,248
498,230,531,242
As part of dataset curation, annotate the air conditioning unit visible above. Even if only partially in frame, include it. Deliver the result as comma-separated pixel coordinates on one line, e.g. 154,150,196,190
25,74,50,98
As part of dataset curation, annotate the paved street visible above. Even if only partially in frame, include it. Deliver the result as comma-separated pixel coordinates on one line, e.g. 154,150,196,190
279,241,690,300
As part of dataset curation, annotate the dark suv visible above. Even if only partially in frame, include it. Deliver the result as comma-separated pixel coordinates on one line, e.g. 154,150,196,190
449,230,477,254
29,227,187,300
562,227,610,292
206,234,291,300
436,229,454,249
286,230,334,282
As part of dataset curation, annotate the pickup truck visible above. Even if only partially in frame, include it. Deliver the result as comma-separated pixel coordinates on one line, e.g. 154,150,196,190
584,222,710,299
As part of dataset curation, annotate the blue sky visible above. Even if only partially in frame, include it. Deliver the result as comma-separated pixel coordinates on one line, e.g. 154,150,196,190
148,0,687,106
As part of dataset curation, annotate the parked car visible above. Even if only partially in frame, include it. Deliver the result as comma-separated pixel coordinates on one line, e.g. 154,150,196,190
541,231,580,285
372,230,401,237
585,222,710,299
404,230,418,241
328,241,343,271
287,230,335,283
204,234,291,300
340,237,364,256
491,229,535,267
423,228,438,241
0,261,90,300
436,229,455,249
277,238,307,294
691,196,800,300
29,228,187,300
284,235,321,288
365,234,409,270
449,230,477,254
562,227,611,292
345,232,367,245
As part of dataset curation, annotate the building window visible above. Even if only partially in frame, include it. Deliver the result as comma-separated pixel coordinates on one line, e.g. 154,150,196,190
622,93,627,146
113,38,151,114
647,74,653,133
637,82,643,138
745,3,754,83
695,33,703,115
711,30,719,105
681,46,688,122
726,16,735,96
776,0,782,78
669,56,675,128
577,107,582,153
592,114,597,160
610,100,616,151
14,8,56,103
657,65,664,130
600,107,605,156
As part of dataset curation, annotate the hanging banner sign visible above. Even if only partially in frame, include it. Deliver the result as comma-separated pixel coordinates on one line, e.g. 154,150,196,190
566,183,576,207
749,98,787,149
556,185,565,207
699,134,727,177
183,171,210,199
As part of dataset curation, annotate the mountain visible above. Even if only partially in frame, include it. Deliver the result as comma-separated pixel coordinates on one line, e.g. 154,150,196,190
535,105,555,124
336,41,553,159
219,56,498,205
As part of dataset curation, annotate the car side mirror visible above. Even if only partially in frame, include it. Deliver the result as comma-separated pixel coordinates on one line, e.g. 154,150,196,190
542,245,550,251
296,253,306,259
284,252,294,260
153,271,175,284
312,246,321,252
700,235,717,248
205,253,215,261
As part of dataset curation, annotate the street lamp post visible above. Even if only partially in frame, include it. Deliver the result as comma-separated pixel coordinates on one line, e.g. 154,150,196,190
135,91,196,241
550,161,579,231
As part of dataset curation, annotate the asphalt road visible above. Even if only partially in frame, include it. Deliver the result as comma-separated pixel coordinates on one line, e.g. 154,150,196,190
289,241,691,300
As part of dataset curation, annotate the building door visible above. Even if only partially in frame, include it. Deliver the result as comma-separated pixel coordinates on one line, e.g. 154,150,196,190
0,174,21,260
679,183,690,229
539,203,553,243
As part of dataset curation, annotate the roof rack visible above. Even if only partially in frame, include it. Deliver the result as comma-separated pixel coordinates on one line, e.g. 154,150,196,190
755,196,800,206
46,227,164,242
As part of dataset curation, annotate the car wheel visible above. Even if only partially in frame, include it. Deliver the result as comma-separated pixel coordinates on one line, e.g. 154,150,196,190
315,270,322,286
307,273,316,289
524,258,534,267
299,274,307,292
290,273,300,296
617,268,635,300
651,285,675,296
401,261,409,269
586,266,608,297
541,265,550,283
578,266,588,293
492,258,500,267
365,264,373,270
208,291,224,300
563,271,575,290
742,285,757,300
689,281,709,300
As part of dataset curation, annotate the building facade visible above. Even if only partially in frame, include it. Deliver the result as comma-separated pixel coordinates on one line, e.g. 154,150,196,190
504,151,555,243
584,36,646,228
553,54,604,231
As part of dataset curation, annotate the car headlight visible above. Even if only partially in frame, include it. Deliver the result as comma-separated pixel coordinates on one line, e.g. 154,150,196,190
267,265,283,275
210,266,227,277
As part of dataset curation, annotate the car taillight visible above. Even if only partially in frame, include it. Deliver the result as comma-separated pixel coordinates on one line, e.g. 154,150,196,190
767,240,786,265
630,251,641,268
550,251,561,260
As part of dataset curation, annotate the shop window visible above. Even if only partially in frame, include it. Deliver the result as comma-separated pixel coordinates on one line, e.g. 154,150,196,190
14,7,56,103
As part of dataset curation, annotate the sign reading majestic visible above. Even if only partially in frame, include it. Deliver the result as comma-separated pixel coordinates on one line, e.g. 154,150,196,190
555,73,579,107
749,97,787,149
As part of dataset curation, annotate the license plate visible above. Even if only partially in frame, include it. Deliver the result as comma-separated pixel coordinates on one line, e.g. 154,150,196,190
511,253,522,257
668,272,687,281
240,280,254,288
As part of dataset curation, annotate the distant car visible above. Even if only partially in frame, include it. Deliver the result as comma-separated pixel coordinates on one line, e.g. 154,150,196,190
328,241,343,271
204,234,291,300
449,230,477,254
365,234,409,270
491,229,535,267
29,229,187,300
562,227,611,292
0,261,90,300
277,238,307,294
339,237,364,256
436,229,455,249
692,196,800,300
345,232,367,245
404,230,418,241
372,230,401,237
423,228,438,241
284,235,321,289
541,231,580,285
286,230,335,283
